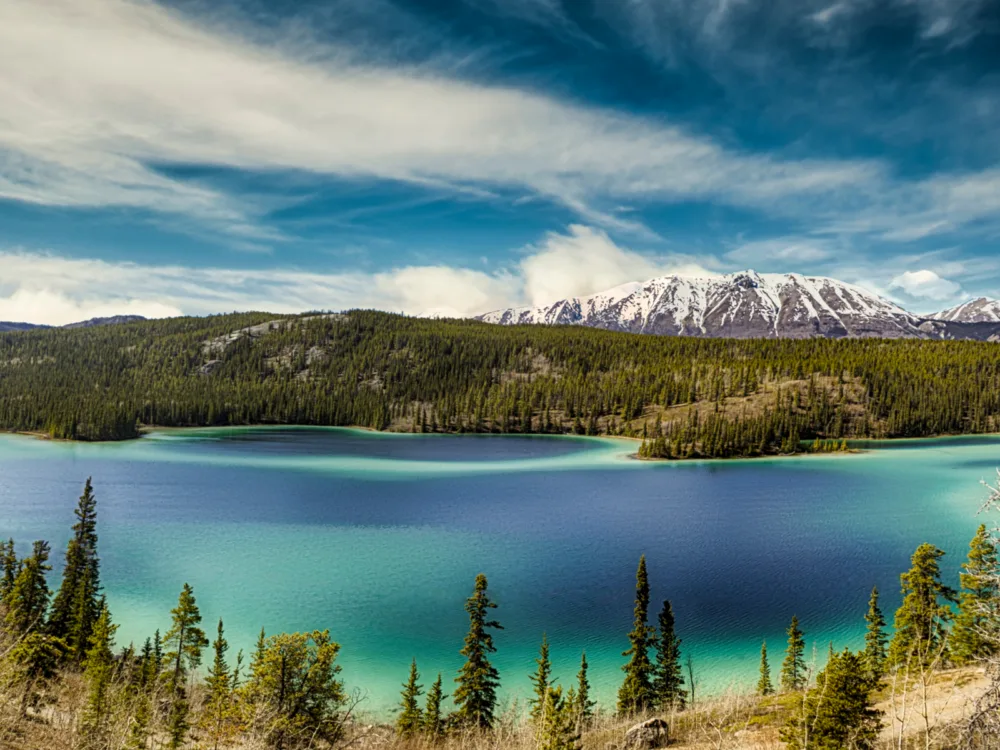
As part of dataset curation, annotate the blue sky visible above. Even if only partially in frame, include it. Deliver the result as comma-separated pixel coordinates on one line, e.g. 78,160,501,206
1,0,999,323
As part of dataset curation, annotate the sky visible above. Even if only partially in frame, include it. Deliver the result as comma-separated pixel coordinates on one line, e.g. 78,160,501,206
2,0,1000,323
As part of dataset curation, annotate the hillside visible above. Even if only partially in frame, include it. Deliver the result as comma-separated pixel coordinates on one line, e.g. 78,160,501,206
3,310,1000,454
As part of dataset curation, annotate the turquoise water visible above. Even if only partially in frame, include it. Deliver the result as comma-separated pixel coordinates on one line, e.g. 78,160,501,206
0,427,997,715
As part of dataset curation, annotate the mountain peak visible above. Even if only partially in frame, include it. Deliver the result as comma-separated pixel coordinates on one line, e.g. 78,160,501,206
932,298,1000,324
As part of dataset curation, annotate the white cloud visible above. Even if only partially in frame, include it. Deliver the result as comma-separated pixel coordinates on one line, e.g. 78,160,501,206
0,0,884,241
724,238,833,265
519,225,715,306
889,269,962,300
0,226,715,324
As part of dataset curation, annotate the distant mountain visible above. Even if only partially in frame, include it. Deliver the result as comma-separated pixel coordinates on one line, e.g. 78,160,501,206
931,298,1000,324
480,270,926,339
479,270,1000,341
0,315,145,333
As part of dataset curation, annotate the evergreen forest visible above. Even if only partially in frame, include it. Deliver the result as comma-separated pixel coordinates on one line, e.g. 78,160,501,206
2,312,1000,458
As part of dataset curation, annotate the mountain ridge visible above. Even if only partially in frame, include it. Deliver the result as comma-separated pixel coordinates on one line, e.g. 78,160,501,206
0,315,147,333
479,270,1000,341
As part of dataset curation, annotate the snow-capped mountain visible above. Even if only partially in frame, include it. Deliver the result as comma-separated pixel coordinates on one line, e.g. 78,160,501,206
931,298,1000,324
479,270,927,339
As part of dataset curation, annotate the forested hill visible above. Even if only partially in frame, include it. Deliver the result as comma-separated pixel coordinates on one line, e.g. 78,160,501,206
1,310,1000,456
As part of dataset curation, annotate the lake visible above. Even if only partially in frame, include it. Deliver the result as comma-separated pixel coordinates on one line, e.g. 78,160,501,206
0,427,997,715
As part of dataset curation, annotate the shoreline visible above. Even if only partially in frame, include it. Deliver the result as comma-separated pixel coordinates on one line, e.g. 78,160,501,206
11,423,1000,463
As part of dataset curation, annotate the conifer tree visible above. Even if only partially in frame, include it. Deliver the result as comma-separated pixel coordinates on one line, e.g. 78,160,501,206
862,586,888,680
454,573,503,730
538,686,580,750
530,633,553,722
397,659,424,738
243,630,346,749
81,601,117,747
0,538,17,598
780,616,806,692
49,478,102,664
757,641,773,696
4,540,52,635
617,555,655,715
575,652,595,722
652,599,686,710
887,544,956,668
203,618,233,750
950,524,999,665
163,583,209,749
152,629,164,676
781,649,881,750
423,673,447,740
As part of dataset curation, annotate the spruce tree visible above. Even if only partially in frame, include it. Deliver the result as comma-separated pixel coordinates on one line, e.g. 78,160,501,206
862,586,888,680
163,583,209,749
887,543,956,668
757,641,773,696
453,573,503,730
530,633,553,722
652,599,686,710
4,540,52,635
203,618,232,750
780,616,806,692
781,649,881,750
575,652,595,722
617,555,655,715
49,477,102,664
397,659,424,738
81,601,117,746
538,686,580,750
950,524,999,665
0,538,17,598
423,673,447,740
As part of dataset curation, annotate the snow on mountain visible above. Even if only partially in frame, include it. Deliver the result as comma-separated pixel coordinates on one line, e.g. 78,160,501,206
478,270,924,339
931,298,1000,324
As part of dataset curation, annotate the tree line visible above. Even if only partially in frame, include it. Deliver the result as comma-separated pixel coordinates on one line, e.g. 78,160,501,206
3,311,1000,456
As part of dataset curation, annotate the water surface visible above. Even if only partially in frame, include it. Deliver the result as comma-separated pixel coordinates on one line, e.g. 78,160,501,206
0,427,995,714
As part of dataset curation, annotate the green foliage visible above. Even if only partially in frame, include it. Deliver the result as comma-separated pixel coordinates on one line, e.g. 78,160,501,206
242,630,346,749
782,649,881,750
575,652,595,723
163,582,209,749
4,540,52,636
423,673,447,740
887,543,956,668
0,538,17,599
757,641,774,696
862,587,888,681
5,311,1000,456
950,524,999,665
652,599,686,710
780,616,807,692
49,477,102,665
618,555,655,715
81,601,117,746
538,686,581,750
529,633,552,722
203,618,237,749
454,573,503,730
397,659,424,738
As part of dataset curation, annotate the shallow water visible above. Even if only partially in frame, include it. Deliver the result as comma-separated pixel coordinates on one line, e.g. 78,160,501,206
0,427,996,714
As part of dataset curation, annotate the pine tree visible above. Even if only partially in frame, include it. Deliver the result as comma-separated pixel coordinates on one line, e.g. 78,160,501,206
575,652,596,722
81,601,117,747
887,544,956,668
780,616,806,692
49,478,102,664
4,540,52,635
453,573,503,730
950,524,999,665
530,633,553,722
423,673,447,740
652,599,686,710
397,659,424,738
757,641,773,696
781,649,881,750
862,586,888,680
0,538,18,598
163,583,209,749
203,618,233,750
617,555,655,715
